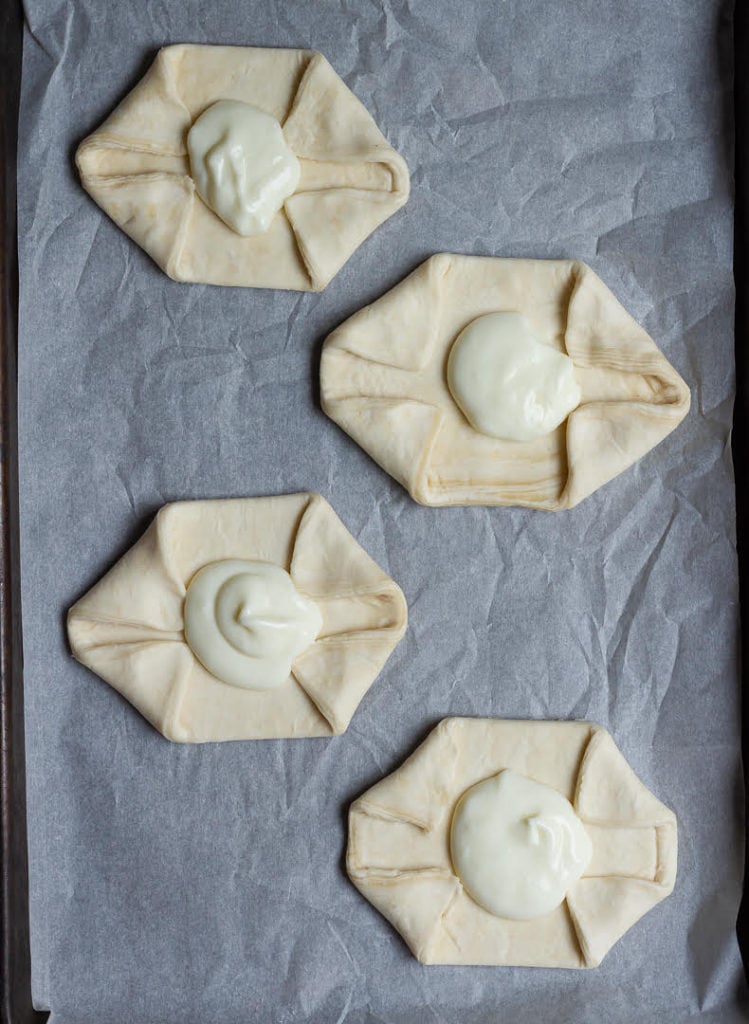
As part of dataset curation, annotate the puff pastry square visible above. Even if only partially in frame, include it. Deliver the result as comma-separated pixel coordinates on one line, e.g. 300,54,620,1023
321,255,690,508
347,717,677,968
76,45,409,291
67,494,407,742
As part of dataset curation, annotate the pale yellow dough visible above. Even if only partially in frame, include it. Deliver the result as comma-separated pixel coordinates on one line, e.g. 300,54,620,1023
347,718,677,968
67,494,407,742
76,45,409,291
321,254,690,508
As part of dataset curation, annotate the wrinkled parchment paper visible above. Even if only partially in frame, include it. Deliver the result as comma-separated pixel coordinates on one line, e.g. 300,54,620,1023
17,1,746,1021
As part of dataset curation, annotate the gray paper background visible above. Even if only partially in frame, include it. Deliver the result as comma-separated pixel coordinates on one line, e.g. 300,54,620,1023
17,0,745,1021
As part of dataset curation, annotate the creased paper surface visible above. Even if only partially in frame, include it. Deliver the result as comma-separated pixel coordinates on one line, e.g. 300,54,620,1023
17,1,745,1021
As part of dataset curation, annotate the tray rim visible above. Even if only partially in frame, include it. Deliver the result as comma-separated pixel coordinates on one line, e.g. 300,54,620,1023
734,0,749,981
0,1,47,1021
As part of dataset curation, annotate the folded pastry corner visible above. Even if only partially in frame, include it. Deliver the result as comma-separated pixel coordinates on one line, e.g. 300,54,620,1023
321,254,690,508
76,44,409,291
347,716,677,968
67,493,407,742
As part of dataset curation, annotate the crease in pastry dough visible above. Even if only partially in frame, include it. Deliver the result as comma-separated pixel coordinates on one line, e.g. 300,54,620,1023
76,45,409,291
67,493,407,742
347,717,677,968
321,254,690,508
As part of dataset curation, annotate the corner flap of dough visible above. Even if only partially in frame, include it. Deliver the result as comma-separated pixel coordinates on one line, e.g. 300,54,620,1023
565,263,688,384
291,638,397,734
288,493,407,733
321,255,446,372
72,638,194,741
284,189,404,291
561,262,690,508
289,493,391,593
81,173,195,279
75,46,194,279
323,397,443,502
350,872,460,963
76,46,190,164
566,864,676,967
350,719,462,831
562,401,679,509
162,657,334,743
569,730,677,965
282,51,408,180
67,510,185,645
574,728,677,828
282,52,408,290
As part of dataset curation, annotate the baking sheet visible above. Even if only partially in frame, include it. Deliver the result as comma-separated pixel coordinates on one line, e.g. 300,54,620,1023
16,0,745,1021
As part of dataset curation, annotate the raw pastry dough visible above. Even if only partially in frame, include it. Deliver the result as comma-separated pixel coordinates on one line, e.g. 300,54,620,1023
347,717,677,967
321,255,690,508
67,494,407,742
76,45,409,291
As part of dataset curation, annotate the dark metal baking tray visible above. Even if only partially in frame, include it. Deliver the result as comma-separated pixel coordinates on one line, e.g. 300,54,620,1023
1,1,46,1020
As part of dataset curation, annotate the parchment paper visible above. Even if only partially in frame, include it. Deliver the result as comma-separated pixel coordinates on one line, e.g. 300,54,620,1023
16,1,745,1021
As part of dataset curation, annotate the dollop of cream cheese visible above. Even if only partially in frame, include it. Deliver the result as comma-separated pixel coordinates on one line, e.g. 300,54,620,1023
450,769,592,920
187,100,300,236
183,560,322,690
447,312,581,442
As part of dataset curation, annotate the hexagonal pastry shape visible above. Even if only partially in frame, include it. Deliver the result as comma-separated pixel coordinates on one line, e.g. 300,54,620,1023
76,45,409,291
347,718,677,968
321,254,690,508
67,493,407,742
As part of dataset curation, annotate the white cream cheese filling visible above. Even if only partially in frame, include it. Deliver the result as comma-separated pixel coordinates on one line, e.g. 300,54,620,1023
447,312,581,442
450,769,592,920
183,560,321,690
187,100,300,236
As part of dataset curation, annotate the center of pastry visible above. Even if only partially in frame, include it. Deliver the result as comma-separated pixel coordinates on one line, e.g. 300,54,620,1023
450,769,592,920
187,100,300,236
446,312,581,442
183,560,322,691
